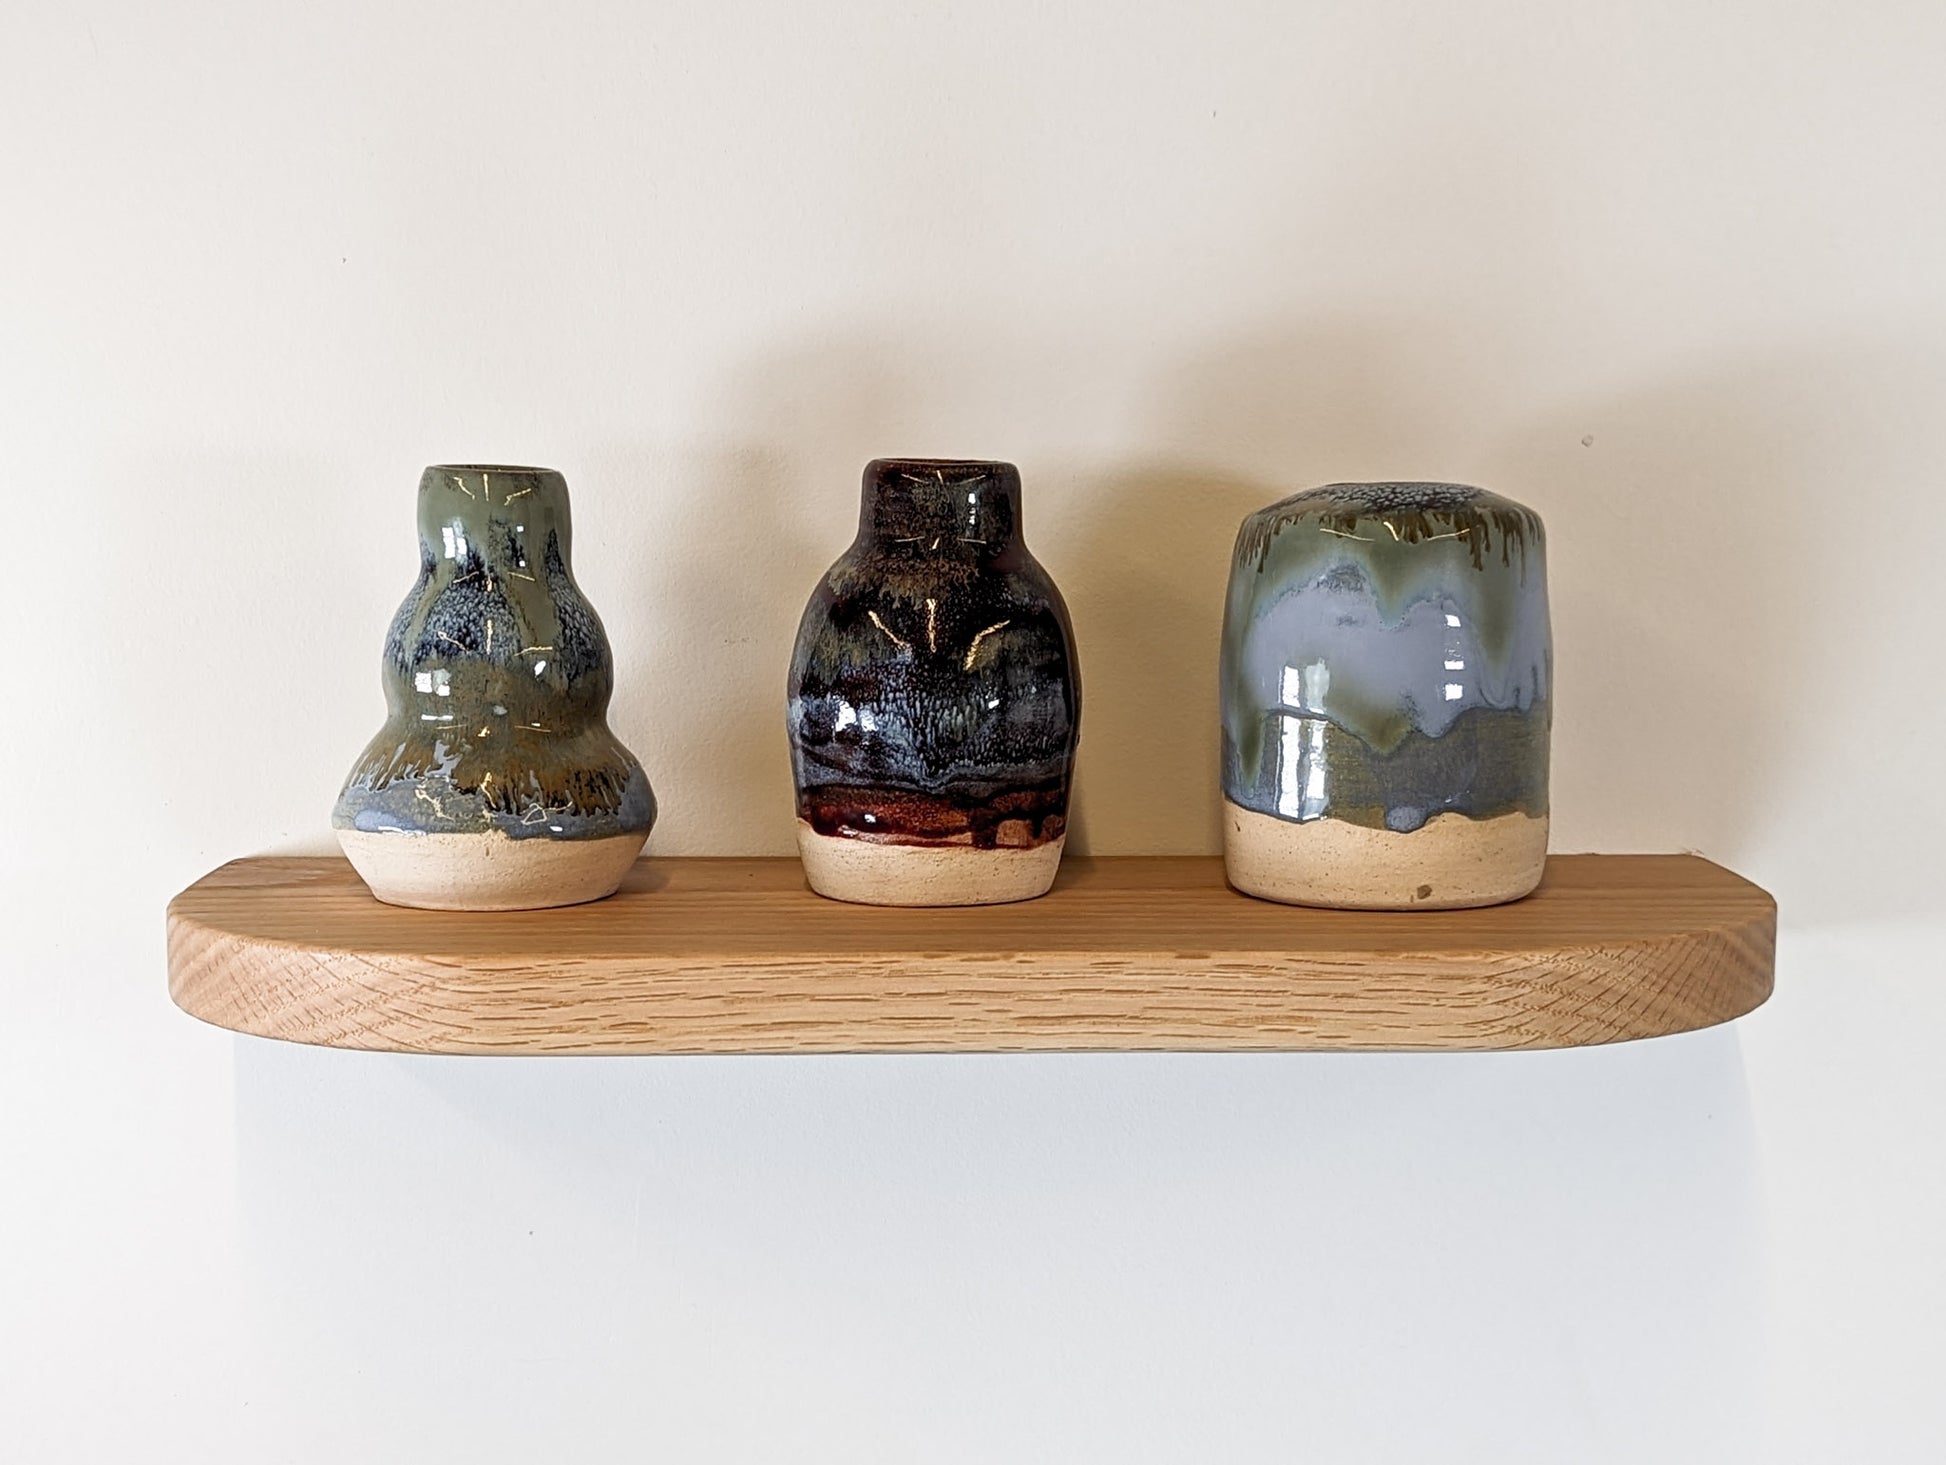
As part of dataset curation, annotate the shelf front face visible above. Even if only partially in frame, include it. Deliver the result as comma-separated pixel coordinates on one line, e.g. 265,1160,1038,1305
166,854,1775,1055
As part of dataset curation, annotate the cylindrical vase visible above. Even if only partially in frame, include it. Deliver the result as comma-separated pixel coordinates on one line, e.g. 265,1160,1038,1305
1220,482,1550,909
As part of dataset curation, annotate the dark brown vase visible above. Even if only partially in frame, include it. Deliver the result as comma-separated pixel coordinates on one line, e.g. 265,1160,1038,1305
786,458,1080,905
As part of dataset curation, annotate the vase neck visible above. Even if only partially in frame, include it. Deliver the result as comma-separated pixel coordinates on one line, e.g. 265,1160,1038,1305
418,465,573,564
858,459,1021,553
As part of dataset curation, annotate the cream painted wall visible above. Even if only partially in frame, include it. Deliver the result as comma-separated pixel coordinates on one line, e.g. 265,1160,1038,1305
3,1,1942,1459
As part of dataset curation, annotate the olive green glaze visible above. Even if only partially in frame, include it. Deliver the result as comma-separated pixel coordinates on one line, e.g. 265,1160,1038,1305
333,466,655,841
1228,704,1548,830
1234,492,1541,576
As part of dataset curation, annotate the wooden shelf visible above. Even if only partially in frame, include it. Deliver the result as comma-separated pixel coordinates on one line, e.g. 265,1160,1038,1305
166,854,1774,1054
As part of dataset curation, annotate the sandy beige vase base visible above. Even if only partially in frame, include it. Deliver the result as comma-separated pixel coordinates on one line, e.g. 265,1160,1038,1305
337,828,648,911
796,823,1064,907
1223,800,1547,910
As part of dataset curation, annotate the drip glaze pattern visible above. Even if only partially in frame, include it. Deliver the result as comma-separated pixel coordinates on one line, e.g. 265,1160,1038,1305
787,459,1080,905
333,466,654,909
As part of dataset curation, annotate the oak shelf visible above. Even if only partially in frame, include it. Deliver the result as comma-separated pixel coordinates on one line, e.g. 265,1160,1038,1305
166,854,1775,1054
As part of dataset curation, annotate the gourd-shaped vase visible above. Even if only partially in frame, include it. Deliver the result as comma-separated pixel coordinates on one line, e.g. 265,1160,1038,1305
1220,482,1550,909
334,465,656,910
787,458,1081,905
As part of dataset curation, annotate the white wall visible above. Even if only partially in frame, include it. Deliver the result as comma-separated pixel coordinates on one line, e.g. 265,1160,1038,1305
3,1,1942,1458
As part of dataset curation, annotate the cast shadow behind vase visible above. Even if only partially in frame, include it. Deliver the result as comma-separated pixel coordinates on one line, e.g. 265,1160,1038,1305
1053,465,1286,858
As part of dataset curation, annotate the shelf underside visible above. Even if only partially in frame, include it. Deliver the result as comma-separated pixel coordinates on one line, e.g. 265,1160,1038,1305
166,854,1775,1054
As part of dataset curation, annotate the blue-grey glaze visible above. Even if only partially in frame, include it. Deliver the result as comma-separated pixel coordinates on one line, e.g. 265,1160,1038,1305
1220,482,1550,832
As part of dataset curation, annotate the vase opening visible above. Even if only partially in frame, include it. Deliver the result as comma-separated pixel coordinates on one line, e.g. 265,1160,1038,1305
428,463,560,475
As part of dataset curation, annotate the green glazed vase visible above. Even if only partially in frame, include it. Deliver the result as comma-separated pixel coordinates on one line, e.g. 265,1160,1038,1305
333,465,656,909
1220,482,1550,909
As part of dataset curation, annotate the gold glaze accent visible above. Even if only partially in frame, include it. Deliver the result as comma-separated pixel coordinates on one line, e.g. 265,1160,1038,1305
867,610,912,653
964,619,1012,670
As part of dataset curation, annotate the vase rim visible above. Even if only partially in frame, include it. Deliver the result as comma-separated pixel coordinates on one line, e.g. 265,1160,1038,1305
866,456,1018,474
427,463,563,476
1249,480,1541,521
858,458,1022,546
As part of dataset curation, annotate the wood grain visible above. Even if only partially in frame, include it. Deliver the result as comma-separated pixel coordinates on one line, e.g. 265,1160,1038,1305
166,854,1775,1054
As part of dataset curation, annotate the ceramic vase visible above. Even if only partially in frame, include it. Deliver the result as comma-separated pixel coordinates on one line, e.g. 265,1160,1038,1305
333,465,656,910
787,458,1081,905
1220,482,1550,909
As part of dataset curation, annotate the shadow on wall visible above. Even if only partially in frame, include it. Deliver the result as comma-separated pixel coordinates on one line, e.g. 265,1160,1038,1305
596,326,1368,860
1070,322,1943,922
593,336,1272,859
229,1028,1762,1461
593,342,970,856
593,438,809,856
555,320,1933,923
1055,465,1278,856
1480,335,1945,928
1052,313,1532,855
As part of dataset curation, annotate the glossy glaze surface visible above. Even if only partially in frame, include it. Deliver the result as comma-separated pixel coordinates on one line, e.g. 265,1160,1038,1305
1221,482,1550,835
788,459,1080,856
333,466,655,843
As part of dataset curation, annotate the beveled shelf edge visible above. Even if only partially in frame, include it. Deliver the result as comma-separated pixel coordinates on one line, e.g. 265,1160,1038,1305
166,854,1776,1056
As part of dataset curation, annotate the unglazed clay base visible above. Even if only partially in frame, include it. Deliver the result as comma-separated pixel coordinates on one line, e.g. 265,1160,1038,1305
338,828,648,911
1223,800,1548,910
796,823,1064,907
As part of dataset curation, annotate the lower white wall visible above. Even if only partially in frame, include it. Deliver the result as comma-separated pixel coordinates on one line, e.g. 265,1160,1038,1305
4,0,1942,1458
7,925,1941,1461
